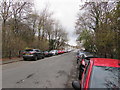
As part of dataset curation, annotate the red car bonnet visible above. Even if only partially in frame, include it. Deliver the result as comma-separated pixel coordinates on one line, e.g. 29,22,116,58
81,58,120,89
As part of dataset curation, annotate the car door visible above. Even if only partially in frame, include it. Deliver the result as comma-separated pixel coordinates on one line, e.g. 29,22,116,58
40,50,44,57
35,49,41,58
39,50,44,58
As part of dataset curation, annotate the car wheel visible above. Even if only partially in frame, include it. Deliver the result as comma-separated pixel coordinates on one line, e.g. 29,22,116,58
42,55,44,59
23,58,27,61
34,56,37,61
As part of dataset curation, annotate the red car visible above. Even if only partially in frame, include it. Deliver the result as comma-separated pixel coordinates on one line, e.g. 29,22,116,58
58,50,61,54
61,50,65,54
72,58,120,89
58,50,64,54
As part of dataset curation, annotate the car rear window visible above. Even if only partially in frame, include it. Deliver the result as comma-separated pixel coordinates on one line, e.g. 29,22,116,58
89,66,120,88
44,51,48,53
25,49,33,51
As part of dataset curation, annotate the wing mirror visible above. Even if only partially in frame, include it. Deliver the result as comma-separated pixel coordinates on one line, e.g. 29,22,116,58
72,81,81,90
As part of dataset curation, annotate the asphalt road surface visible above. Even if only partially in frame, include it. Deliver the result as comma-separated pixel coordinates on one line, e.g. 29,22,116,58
2,52,78,88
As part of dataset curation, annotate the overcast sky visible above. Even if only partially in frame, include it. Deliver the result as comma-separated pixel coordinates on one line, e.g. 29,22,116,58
34,0,83,46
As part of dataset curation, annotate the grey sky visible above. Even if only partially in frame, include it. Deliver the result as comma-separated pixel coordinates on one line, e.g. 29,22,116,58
34,0,83,46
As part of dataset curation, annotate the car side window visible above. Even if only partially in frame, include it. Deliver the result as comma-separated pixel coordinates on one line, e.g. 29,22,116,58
35,50,39,52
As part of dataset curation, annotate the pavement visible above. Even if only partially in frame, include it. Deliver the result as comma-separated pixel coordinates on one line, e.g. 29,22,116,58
1,57,23,65
2,52,78,88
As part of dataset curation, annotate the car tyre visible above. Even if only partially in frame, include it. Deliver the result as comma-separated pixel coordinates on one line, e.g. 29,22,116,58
34,56,37,61
42,56,44,59
23,58,27,61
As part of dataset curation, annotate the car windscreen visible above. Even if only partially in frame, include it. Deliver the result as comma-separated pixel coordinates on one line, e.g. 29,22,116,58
25,49,33,52
89,66,120,88
50,50,54,52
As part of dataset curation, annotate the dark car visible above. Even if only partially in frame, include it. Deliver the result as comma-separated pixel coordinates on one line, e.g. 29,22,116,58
72,58,120,89
58,50,62,54
76,51,87,64
22,49,45,61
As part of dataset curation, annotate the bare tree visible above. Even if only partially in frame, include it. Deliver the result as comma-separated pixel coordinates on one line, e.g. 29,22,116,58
26,13,39,38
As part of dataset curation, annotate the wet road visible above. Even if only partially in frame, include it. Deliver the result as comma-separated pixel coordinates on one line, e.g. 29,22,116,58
2,52,77,88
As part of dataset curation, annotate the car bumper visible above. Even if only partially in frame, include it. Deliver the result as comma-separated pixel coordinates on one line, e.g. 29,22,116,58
45,54,50,57
49,53,54,55
23,55,35,59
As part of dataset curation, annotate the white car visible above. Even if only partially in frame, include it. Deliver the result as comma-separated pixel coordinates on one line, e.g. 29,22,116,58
49,50,58,55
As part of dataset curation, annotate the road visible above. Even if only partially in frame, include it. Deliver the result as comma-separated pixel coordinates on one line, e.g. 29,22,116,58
2,52,78,88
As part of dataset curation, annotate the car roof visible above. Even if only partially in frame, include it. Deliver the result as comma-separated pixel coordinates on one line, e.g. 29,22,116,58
90,58,120,67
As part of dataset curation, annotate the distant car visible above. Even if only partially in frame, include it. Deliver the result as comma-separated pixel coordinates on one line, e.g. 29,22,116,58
64,50,68,53
58,50,62,54
61,50,65,54
67,49,72,52
49,50,58,56
76,51,86,63
72,58,120,89
44,51,50,57
22,49,45,61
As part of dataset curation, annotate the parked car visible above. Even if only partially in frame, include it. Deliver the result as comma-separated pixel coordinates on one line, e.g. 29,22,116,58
58,50,62,54
72,58,120,89
61,50,65,54
76,51,86,64
64,50,68,53
44,51,50,57
49,50,58,56
22,49,45,61
67,49,72,52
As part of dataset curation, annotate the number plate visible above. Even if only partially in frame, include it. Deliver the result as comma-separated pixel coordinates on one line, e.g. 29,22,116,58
26,53,30,55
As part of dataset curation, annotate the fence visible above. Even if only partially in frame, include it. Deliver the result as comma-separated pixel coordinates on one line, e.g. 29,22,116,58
2,50,23,59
